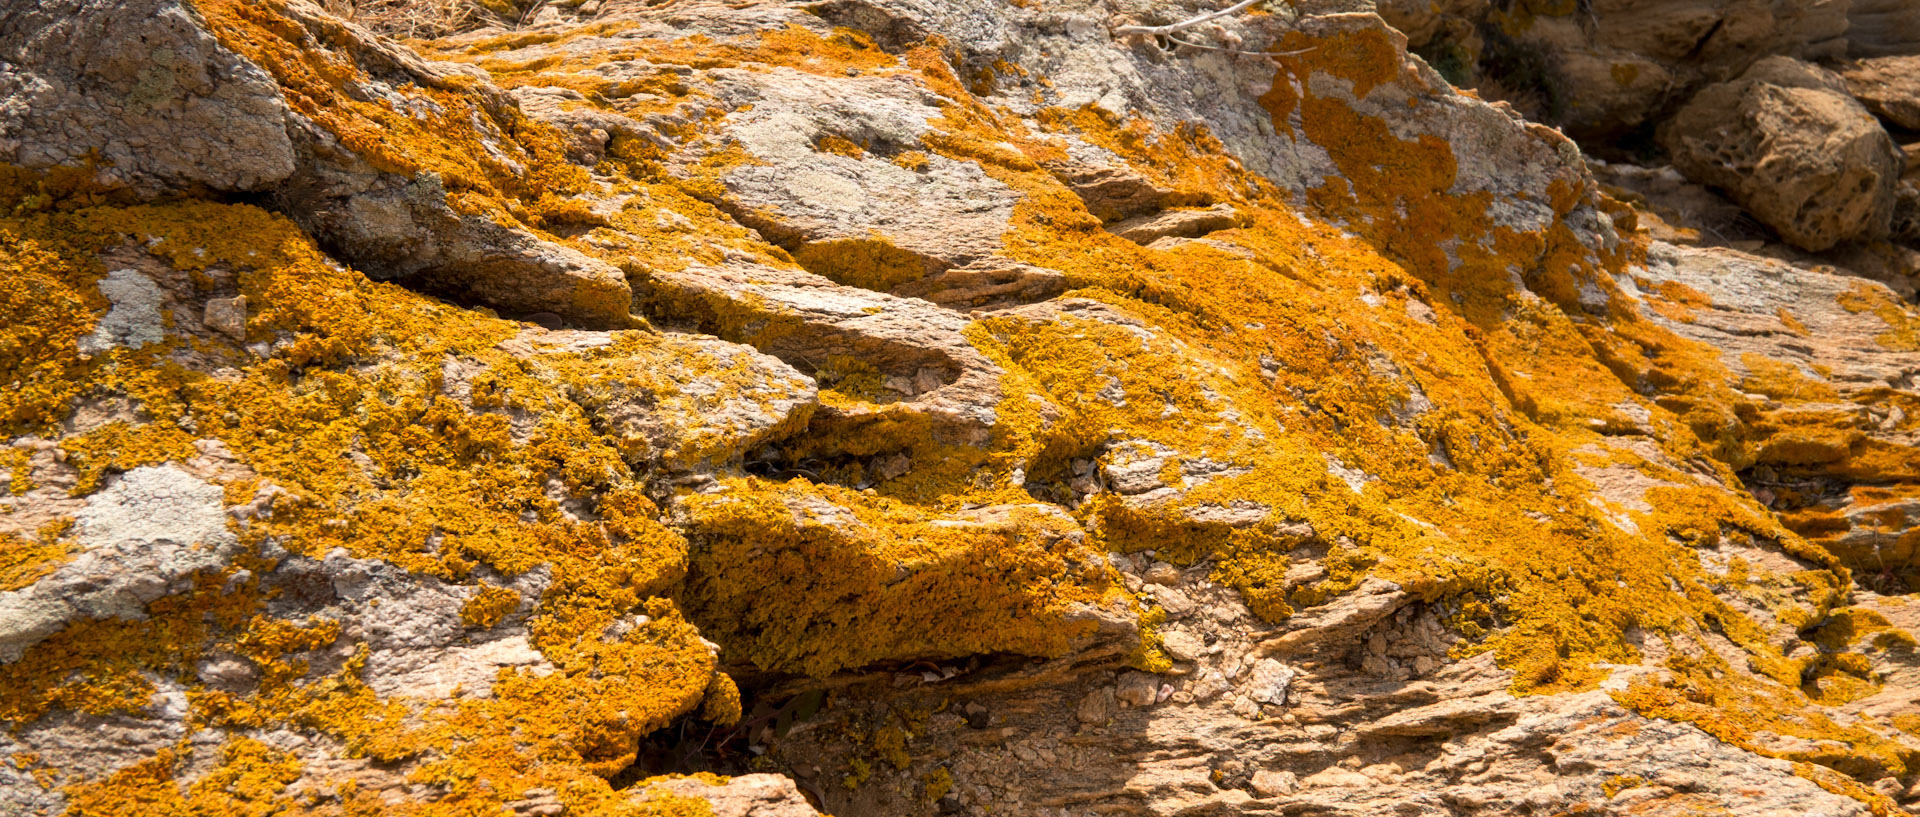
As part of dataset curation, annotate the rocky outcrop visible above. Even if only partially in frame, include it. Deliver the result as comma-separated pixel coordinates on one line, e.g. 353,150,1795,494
1661,57,1902,251
1382,0,1920,261
2,0,638,327
2,0,1919,816
0,0,295,195
1379,0,1849,141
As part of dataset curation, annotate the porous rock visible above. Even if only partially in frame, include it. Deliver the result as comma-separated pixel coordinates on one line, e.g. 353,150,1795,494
1661,57,1902,251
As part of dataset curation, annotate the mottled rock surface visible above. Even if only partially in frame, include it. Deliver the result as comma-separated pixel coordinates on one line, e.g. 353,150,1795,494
2,0,1918,816
1661,57,1902,252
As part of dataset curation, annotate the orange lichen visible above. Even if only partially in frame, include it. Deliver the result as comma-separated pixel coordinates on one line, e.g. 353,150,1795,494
195,0,589,203
1741,354,1840,402
61,741,302,817
459,584,522,628
814,134,868,159
680,479,1108,676
6,2,1914,811
792,237,934,293
0,199,726,814
1646,279,1712,322
0,524,73,591
1839,281,1920,352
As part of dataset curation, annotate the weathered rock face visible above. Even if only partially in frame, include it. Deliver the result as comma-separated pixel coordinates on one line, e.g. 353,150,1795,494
2,1,1918,816
1660,56,1902,252
1847,0,1920,58
1379,0,1849,141
0,0,295,195
1380,0,1920,261
1842,55,1920,132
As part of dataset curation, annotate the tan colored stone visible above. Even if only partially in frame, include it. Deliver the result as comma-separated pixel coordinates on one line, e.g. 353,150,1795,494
1661,57,1902,251
1840,55,1920,131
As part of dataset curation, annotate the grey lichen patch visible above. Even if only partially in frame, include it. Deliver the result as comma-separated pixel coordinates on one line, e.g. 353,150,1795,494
77,268,166,354
0,465,236,662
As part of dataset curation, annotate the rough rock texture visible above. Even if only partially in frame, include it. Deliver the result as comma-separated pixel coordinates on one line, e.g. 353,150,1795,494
2,0,1919,816
3,0,637,327
0,0,295,196
1380,0,1920,260
1842,56,1920,132
636,774,823,816
1847,0,1920,58
1378,0,1849,140
1660,57,1902,252
1632,242,1920,589
0,465,238,662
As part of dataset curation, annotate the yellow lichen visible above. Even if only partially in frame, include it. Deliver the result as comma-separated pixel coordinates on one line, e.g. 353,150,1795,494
792,237,933,293
7,3,1916,811
923,766,954,802
459,584,522,629
680,479,1105,676
0,524,73,591
700,671,743,726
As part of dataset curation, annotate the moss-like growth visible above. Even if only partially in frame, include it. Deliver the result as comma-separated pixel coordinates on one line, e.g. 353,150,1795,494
680,479,1109,676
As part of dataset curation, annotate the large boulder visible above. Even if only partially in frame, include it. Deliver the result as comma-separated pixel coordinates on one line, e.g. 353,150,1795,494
0,0,295,196
1660,56,1902,251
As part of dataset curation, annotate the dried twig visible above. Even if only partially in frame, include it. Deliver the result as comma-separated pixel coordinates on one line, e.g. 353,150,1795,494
1114,0,1266,36
1162,32,1315,57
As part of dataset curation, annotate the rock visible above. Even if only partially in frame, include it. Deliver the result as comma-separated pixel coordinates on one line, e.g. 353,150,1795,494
1188,669,1231,701
1159,630,1205,662
0,465,238,662
1302,767,1373,788
0,0,295,196
1075,685,1116,725
1148,584,1196,619
1355,693,1519,738
10,0,637,327
1243,659,1296,705
1631,240,1920,583
1108,203,1242,245
1250,769,1298,797
889,257,1066,312
5,0,1920,814
672,69,1020,280
1047,161,1198,223
1840,56,1920,131
1116,672,1159,707
508,330,820,470
636,258,1005,448
1260,578,1408,654
868,452,911,482
77,269,166,354
1660,57,1902,251
1383,0,1849,140
634,774,824,817
1143,562,1181,586
202,295,247,341
1847,0,1920,57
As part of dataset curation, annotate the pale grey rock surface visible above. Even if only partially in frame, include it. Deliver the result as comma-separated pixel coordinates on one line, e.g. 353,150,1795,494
0,465,237,663
0,0,295,195
76,268,166,354
637,774,823,816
